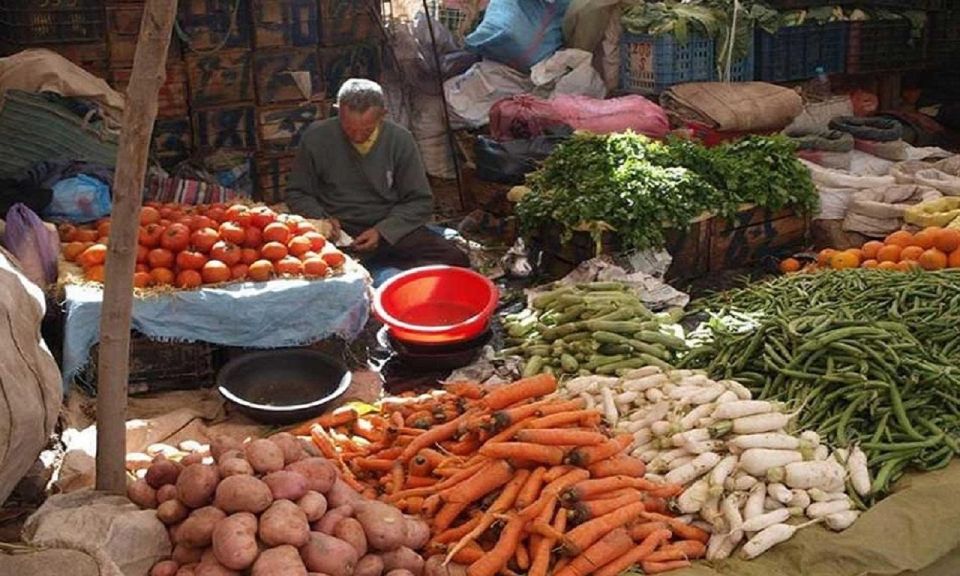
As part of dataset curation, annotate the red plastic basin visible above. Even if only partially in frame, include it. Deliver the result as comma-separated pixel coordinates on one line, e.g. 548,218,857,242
373,265,499,346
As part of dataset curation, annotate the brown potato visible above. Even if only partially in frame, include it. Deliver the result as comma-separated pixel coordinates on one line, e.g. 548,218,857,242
334,518,368,558
181,453,205,467
172,544,204,565
297,491,328,522
128,478,158,509
259,499,310,548
176,464,220,508
157,499,190,525
150,560,180,576
269,432,308,464
210,436,243,461
175,565,197,576
385,570,416,576
218,449,244,462
354,555,385,576
244,439,285,474
157,484,179,504
218,458,254,478
380,547,424,576
402,517,430,551
212,513,259,571
285,458,337,493
263,470,309,501
354,500,407,552
300,532,358,576
178,506,227,548
146,460,183,489
214,475,273,514
312,505,353,534
300,438,322,458
252,545,308,576
325,478,361,509
195,561,239,576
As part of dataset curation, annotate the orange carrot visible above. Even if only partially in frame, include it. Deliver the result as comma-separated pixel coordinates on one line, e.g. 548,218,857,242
443,469,530,563
587,455,647,478
486,416,535,444
648,484,684,499
580,487,642,502
515,541,530,571
640,512,711,543
520,469,590,521
418,448,447,469
445,433,481,456
556,528,634,576
478,442,565,466
627,521,670,541
422,494,442,517
289,406,358,435
432,513,483,545
482,374,557,411
352,418,384,443
446,380,485,400
397,427,427,436
451,541,486,564
408,455,432,478
440,459,513,504
405,496,424,515
389,463,405,494
405,475,437,489
400,409,477,462
641,560,692,573
569,490,644,524
339,469,366,493
553,557,571,574
528,410,602,430
388,459,486,502
353,458,395,472
515,429,607,446
562,501,646,556
543,465,575,482
309,425,339,460
530,497,558,538
434,501,469,532
372,446,404,460
643,540,707,562
593,528,672,576
641,496,669,514
466,514,526,576
529,502,566,576
565,435,633,467
537,397,587,416
407,410,435,428
515,466,547,510
561,476,640,504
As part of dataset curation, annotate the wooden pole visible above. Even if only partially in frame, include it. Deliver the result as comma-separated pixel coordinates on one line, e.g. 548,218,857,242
96,0,178,494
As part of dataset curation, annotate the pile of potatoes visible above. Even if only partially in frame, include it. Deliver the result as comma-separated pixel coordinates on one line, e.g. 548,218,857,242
127,433,433,576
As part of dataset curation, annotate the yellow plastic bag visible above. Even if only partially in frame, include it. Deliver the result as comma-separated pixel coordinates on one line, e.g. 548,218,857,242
904,197,960,228
948,214,960,230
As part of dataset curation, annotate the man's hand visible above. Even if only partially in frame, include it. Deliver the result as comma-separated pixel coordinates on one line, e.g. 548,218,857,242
353,227,381,252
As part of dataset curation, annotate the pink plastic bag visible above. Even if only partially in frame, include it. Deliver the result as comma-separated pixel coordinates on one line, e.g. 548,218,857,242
2,203,59,287
489,94,670,141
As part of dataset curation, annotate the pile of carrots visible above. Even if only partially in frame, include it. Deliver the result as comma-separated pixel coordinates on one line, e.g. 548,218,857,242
291,374,709,576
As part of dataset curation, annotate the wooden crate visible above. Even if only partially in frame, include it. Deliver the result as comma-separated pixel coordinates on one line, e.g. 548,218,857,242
709,206,808,273
255,152,294,203
185,49,253,107
253,47,323,105
318,42,382,97
106,4,181,66
193,104,257,150
177,0,252,51
110,63,189,118
153,117,193,168
252,0,319,48
318,0,380,47
256,101,328,154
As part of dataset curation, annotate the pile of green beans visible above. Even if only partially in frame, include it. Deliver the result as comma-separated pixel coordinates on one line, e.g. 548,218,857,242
682,269,960,497
500,282,686,378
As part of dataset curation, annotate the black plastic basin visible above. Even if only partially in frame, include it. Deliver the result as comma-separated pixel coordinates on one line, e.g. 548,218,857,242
216,348,351,425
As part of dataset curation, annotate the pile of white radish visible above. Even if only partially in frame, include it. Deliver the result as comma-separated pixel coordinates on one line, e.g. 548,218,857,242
563,366,871,560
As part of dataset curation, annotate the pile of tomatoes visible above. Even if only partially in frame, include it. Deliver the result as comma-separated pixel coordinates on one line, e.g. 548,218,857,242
59,202,347,290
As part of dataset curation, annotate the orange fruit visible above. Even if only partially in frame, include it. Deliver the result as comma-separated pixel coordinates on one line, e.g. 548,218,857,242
78,243,108,268
861,240,884,260
230,263,249,280
140,206,161,225
877,244,902,263
900,246,924,261
96,219,112,239
176,250,208,271
175,269,203,289
861,259,879,269
63,241,87,262
275,256,304,276
243,226,262,249
877,261,898,271
949,248,960,268
303,231,326,252
918,248,948,271
147,248,175,269
885,230,914,247
201,260,231,284
897,260,921,272
296,221,318,235
75,229,100,243
934,228,960,254
262,222,292,245
219,222,246,245
817,248,837,266
831,250,860,270
85,264,105,283
288,235,312,257
133,271,152,288
261,241,288,262
210,241,243,266
248,259,274,282
322,250,346,268
303,257,329,278
150,267,175,286
778,257,801,274
911,227,940,249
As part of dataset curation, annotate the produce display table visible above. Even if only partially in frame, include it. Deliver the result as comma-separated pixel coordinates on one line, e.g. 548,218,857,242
60,262,371,389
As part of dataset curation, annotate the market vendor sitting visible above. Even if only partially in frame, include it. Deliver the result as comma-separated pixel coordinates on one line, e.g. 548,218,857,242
285,78,470,281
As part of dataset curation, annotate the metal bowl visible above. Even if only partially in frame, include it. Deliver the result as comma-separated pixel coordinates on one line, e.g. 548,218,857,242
216,349,351,425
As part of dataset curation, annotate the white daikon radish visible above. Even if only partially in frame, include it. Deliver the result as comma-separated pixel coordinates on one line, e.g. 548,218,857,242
847,446,871,496
686,384,726,405
680,404,716,430
813,445,830,461
824,510,860,531
709,455,739,491
622,366,662,379
677,478,711,514
739,449,804,476
645,473,666,484
778,461,846,492
566,375,613,394
706,533,731,561
601,387,618,426
740,520,820,559
668,386,707,400
764,497,785,511
630,401,669,426
665,452,722,485
672,428,710,446
728,433,801,451
743,483,766,521
715,390,739,404
579,391,595,410
788,489,811,509
808,488,849,502
657,448,690,464
806,498,852,518
766,483,793,504
615,390,639,405
740,508,791,533
691,520,716,533
712,400,777,420
631,428,652,446
709,529,743,560
731,473,758,491
722,493,744,532
646,388,664,402
700,495,727,532
650,420,674,438
800,430,820,447
687,440,726,454
680,374,710,387
639,449,660,462
720,380,752,400
667,456,695,472
732,412,793,434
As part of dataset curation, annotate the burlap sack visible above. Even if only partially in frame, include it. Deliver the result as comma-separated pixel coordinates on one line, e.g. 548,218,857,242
800,158,896,189
935,155,960,175
890,160,933,184
843,184,942,237
784,95,854,134
660,82,803,131
0,247,61,505
915,168,960,196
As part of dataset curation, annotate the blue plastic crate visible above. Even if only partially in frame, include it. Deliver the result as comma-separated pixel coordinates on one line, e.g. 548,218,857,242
716,32,755,82
620,32,715,95
756,22,847,82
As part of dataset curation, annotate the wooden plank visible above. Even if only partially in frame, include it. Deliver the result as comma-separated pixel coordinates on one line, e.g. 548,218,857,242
193,104,257,150
318,42,383,97
709,212,808,273
256,101,329,154
108,31,181,67
153,117,193,167
110,63,189,118
185,49,254,107
255,152,294,203
318,0,381,47
253,47,323,105
712,205,797,233
177,0,252,51
252,0,319,48
665,220,711,282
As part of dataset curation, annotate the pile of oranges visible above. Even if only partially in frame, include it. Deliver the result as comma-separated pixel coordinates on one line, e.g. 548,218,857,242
780,227,960,274
59,202,348,289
